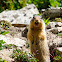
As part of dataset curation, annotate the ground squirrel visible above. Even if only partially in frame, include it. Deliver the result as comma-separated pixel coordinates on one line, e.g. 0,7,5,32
27,15,50,62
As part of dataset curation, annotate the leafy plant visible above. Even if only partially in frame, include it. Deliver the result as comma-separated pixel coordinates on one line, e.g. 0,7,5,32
57,32,62,36
53,50,62,62
38,13,49,26
38,13,42,16
49,0,60,7
0,58,8,62
57,0,62,7
57,33,62,36
43,18,50,25
0,40,6,50
12,49,39,62
0,0,62,13
3,44,17,49
0,31,10,35
0,5,4,13
26,0,50,10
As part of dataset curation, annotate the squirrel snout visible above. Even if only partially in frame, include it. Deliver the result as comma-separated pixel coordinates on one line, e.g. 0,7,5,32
35,21,39,25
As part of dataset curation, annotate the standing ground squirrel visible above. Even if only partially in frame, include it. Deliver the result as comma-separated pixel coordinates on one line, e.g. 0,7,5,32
27,15,50,62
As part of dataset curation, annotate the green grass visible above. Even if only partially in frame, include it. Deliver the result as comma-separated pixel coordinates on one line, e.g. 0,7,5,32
12,49,39,62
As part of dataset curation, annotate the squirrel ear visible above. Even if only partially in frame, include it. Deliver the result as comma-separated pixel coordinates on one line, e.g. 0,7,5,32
33,14,36,17
30,17,35,22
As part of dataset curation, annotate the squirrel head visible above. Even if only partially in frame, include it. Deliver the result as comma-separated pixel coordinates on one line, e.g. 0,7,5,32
30,15,44,28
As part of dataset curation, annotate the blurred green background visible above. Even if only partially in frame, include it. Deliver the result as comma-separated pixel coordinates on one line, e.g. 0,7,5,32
0,0,62,13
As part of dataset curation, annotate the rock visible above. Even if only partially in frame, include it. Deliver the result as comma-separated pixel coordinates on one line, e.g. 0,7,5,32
0,49,14,62
46,22,62,29
41,7,62,19
47,27,62,34
46,31,62,47
57,47,62,52
22,27,28,38
46,22,56,29
0,4,39,26
48,28,58,34
46,22,62,34
0,35,26,47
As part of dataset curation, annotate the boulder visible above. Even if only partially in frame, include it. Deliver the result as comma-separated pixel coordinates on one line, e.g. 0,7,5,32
41,7,62,19
46,22,62,34
0,4,39,26
47,27,62,34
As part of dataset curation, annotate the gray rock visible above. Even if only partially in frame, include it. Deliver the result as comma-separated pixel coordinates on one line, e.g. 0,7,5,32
41,7,62,19
47,27,62,34
0,4,39,26
46,22,56,29
46,22,62,29
46,31,62,46
46,22,62,46
46,22,62,34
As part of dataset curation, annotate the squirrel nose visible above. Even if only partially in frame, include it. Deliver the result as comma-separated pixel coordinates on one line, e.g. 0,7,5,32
36,20,38,22
35,21,39,24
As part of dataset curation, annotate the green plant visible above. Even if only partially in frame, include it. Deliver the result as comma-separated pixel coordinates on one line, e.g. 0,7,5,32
38,13,49,26
0,0,62,13
0,40,6,50
49,0,60,7
57,0,62,7
0,31,10,35
3,44,17,49
57,33,62,36
38,13,42,16
43,18,50,26
12,49,39,62
53,50,62,62
0,5,4,13
0,58,8,62
27,0,50,10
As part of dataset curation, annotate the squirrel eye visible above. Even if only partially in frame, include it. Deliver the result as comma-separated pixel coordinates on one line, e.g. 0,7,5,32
33,16,35,19
31,18,34,21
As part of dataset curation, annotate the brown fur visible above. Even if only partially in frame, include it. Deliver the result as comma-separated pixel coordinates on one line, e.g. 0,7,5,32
27,15,50,62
